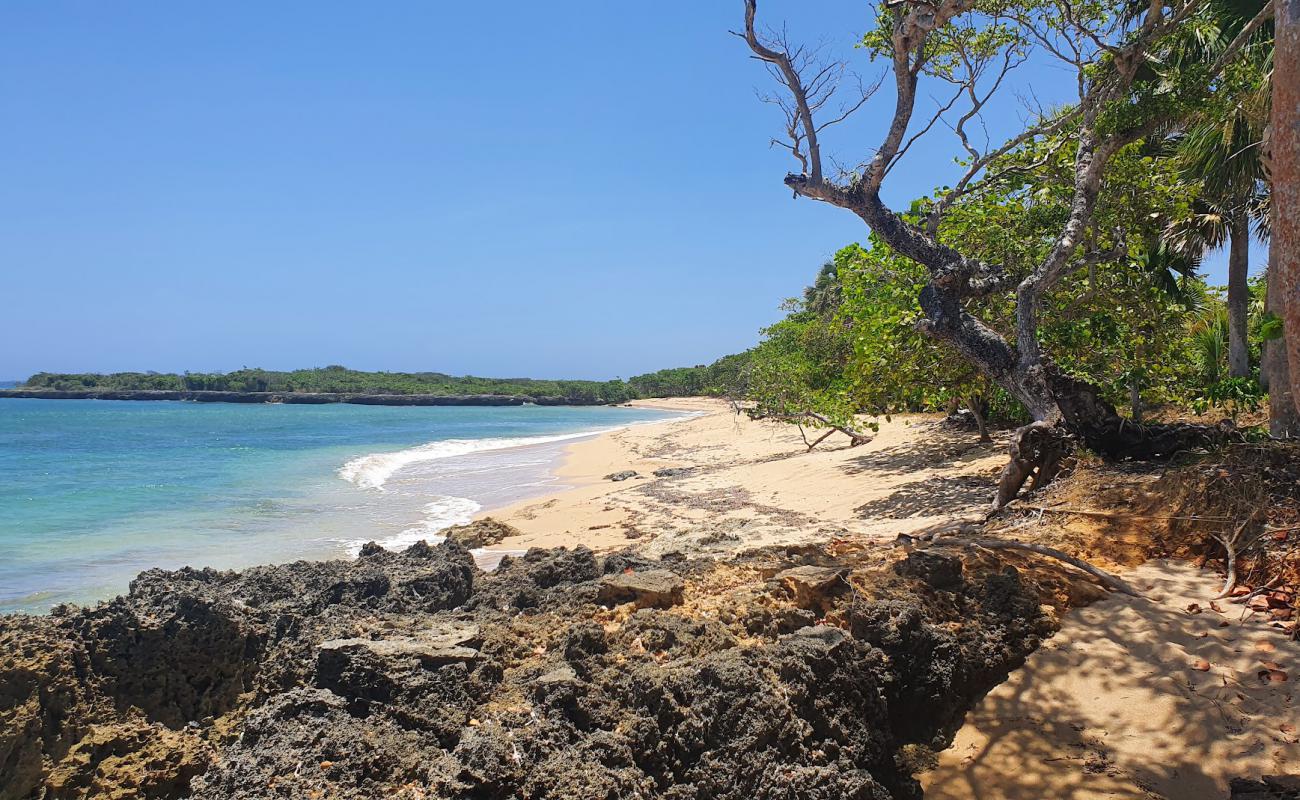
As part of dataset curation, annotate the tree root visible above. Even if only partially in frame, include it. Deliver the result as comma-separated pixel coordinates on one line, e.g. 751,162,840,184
930,537,1143,597
988,375,1243,510
992,421,1072,510
1227,577,1283,604
1211,507,1265,600
1053,373,1240,461
1212,532,1239,600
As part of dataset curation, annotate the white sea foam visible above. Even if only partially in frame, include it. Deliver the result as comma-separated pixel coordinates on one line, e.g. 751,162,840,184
337,430,612,491
341,495,482,556
391,495,483,550
335,411,701,560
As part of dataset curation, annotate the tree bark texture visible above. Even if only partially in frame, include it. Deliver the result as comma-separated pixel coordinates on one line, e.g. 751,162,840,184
1227,210,1252,379
1277,0,1300,414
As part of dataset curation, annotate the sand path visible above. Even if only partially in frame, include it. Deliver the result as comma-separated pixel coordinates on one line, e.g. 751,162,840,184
924,559,1298,799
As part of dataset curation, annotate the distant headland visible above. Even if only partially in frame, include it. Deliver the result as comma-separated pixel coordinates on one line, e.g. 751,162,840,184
0,362,747,406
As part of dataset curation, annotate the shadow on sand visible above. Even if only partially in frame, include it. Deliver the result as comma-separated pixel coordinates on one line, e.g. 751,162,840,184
923,560,1298,800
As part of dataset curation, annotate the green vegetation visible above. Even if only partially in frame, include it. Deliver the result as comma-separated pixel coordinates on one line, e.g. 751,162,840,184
17,364,750,403
745,247,1269,433
626,354,752,399
733,0,1280,452
20,367,639,402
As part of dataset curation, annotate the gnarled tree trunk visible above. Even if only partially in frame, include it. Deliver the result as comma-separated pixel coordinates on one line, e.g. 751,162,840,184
739,0,1268,507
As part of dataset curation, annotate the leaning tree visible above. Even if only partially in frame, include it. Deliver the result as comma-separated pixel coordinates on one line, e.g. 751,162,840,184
738,0,1272,506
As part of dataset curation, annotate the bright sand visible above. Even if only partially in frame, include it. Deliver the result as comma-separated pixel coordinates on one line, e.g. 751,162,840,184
482,397,1007,556
923,558,1298,799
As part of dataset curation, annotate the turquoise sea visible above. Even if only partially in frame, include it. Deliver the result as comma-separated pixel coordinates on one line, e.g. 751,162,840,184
0,399,681,613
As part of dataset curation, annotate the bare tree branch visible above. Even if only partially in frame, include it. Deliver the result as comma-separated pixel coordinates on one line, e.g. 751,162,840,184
736,4,828,183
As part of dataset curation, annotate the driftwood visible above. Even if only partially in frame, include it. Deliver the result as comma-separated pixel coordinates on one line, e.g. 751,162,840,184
802,411,874,447
799,427,837,452
1016,505,1234,523
1227,577,1283,604
931,537,1143,597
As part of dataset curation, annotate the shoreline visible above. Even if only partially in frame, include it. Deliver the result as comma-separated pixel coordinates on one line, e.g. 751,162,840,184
474,397,709,505
0,401,686,614
0,388,620,406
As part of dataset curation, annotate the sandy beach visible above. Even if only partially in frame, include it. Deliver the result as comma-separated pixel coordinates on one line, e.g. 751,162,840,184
482,397,1008,556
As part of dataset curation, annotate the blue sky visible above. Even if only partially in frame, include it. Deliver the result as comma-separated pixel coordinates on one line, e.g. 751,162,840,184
0,1,1253,381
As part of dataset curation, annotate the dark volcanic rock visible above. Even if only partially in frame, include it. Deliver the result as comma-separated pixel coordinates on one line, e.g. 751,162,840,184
894,550,964,590
849,566,1047,747
2,537,1056,800
652,466,694,478
597,569,687,608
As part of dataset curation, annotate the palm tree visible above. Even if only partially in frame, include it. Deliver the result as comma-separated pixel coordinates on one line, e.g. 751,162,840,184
802,260,842,317
1162,0,1271,380
1277,0,1300,425
1169,113,1269,379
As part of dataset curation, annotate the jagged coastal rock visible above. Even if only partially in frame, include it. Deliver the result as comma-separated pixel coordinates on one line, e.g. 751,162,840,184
0,538,1055,800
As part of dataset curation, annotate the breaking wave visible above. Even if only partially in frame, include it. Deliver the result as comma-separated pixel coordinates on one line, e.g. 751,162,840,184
337,430,610,491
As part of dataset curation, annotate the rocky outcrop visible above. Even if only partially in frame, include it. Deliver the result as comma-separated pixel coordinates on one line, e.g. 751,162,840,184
894,550,964,590
775,565,848,610
440,518,520,549
597,569,686,608
1231,776,1300,799
0,539,1055,799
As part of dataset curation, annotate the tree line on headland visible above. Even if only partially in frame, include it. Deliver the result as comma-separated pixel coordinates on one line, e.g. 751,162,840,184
15,365,741,404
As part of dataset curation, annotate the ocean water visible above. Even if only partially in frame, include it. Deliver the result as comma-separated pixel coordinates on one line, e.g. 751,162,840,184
0,399,682,613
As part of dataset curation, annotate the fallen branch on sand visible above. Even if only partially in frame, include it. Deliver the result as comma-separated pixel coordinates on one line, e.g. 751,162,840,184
754,410,874,451
930,537,1143,597
1212,507,1266,600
